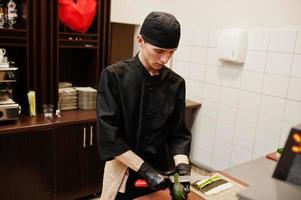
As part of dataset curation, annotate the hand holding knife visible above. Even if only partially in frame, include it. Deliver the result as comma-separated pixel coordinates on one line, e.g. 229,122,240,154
135,175,210,187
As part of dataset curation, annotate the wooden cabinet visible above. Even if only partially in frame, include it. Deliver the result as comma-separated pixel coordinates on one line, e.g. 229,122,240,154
0,0,35,114
54,121,101,200
0,0,111,113
0,129,55,200
50,0,111,109
0,0,110,199
0,111,102,200
51,110,102,199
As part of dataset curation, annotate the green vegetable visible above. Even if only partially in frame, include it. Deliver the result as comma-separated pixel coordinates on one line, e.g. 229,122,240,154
172,173,186,200
194,175,221,189
277,147,284,154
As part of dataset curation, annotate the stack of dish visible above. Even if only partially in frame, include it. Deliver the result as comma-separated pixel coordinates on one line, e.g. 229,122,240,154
58,83,77,110
74,87,97,110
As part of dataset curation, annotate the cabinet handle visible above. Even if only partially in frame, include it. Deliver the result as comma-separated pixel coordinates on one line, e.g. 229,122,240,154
83,127,86,148
90,126,93,146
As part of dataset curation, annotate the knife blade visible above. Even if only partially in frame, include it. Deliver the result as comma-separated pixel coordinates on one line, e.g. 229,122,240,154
135,175,210,187
169,175,210,183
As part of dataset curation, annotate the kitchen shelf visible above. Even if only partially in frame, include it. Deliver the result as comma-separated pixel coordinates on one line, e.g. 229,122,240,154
59,32,98,37
59,45,98,49
0,80,17,83
0,43,27,47
0,37,27,47
59,38,98,49
55,0,111,112
0,36,27,40
59,33,98,45
0,28,27,39
0,27,27,33
59,39,98,43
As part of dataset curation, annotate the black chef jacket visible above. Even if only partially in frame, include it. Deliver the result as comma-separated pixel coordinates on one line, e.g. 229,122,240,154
97,54,191,171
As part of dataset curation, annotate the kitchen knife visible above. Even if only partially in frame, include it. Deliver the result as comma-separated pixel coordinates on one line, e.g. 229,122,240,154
135,175,210,187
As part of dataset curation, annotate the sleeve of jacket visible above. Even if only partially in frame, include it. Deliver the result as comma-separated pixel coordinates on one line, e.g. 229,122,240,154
96,68,130,161
167,79,191,157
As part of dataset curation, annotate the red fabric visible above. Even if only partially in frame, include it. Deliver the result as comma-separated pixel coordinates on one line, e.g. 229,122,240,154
59,0,97,33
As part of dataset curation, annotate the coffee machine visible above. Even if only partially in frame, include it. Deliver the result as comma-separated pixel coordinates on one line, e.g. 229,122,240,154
0,66,19,121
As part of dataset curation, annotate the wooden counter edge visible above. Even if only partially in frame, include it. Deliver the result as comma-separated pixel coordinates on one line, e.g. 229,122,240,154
0,110,96,134
134,189,205,200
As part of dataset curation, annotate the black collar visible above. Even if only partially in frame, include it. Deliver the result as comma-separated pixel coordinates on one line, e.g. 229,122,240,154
134,53,167,84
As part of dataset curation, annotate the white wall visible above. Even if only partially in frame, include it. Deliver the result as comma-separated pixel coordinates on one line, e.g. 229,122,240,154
171,0,301,171
111,0,301,171
111,0,175,24
174,28,301,171
111,0,301,27
174,0,301,28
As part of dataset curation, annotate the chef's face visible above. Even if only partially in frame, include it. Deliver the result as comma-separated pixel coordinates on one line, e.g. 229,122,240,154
138,35,176,74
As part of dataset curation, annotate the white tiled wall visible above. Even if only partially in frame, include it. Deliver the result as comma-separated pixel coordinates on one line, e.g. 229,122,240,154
172,28,301,171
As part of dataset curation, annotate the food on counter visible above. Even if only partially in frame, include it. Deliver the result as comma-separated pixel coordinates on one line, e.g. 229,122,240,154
276,147,284,158
172,173,186,200
193,175,233,195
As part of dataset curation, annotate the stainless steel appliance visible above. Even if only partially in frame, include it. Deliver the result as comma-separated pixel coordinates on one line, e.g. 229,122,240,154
0,67,19,121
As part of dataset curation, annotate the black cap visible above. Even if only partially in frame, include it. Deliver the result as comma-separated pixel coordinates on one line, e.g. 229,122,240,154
140,12,181,49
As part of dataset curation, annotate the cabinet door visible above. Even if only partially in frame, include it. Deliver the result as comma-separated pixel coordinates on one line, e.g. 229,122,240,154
0,130,55,200
54,123,88,200
86,121,103,195
55,122,103,199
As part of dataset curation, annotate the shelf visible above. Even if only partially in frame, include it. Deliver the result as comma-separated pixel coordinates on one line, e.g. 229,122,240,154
0,80,17,83
0,28,27,33
0,38,27,46
0,43,27,47
59,39,98,43
0,30,27,39
59,32,98,49
0,36,27,40
59,45,98,49
59,39,98,48
0,29,27,46
59,32,98,37
0,68,18,71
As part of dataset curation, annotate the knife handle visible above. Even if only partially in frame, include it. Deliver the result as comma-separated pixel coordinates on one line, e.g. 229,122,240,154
135,179,148,187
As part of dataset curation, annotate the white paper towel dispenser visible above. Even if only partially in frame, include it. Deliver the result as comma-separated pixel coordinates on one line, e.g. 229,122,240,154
217,29,248,64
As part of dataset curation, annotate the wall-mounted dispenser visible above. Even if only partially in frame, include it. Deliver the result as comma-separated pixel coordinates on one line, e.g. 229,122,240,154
217,29,248,64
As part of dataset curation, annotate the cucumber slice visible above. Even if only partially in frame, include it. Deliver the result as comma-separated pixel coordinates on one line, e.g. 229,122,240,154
173,173,186,200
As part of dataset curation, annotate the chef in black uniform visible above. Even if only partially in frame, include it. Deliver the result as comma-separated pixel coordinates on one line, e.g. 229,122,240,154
97,11,191,200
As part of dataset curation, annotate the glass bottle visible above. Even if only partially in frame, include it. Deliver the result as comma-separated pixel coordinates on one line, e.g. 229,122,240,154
0,0,6,28
7,0,17,29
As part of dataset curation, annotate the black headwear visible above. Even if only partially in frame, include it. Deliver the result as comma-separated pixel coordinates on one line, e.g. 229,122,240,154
140,11,181,49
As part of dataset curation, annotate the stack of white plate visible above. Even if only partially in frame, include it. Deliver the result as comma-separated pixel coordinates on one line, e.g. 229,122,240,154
58,87,77,110
74,87,97,110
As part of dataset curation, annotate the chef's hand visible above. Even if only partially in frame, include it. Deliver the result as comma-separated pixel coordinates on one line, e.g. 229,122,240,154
138,162,168,190
176,163,191,193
